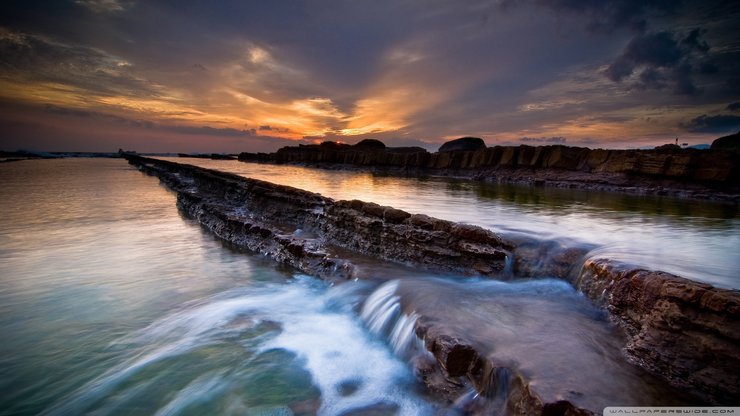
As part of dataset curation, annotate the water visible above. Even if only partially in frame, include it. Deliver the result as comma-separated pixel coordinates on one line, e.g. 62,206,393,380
0,158,736,415
170,158,740,289
0,159,435,415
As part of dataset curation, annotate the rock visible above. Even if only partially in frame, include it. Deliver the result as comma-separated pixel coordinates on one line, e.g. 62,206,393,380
414,318,597,415
654,143,682,151
125,155,513,278
353,139,386,149
575,258,740,404
711,131,740,150
438,137,487,152
241,142,739,200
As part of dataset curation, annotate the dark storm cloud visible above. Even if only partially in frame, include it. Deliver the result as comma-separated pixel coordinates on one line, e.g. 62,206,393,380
605,29,715,96
683,114,740,133
526,0,680,32
727,102,740,111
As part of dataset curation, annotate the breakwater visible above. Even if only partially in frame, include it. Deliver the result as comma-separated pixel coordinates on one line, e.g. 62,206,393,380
126,155,739,412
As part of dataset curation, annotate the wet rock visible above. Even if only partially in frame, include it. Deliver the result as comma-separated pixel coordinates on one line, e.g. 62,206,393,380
575,258,740,404
414,319,596,415
336,379,362,396
337,403,399,416
126,156,513,278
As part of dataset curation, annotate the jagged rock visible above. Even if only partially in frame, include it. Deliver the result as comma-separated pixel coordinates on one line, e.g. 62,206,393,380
575,258,740,404
126,155,740,410
126,155,513,279
239,143,739,200
438,137,487,152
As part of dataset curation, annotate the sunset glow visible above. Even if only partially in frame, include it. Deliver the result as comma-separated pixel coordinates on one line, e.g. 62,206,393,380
1,1,738,152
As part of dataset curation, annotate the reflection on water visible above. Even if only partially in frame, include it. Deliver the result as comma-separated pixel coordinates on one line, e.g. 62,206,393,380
171,158,739,288
0,159,435,415
1,158,737,415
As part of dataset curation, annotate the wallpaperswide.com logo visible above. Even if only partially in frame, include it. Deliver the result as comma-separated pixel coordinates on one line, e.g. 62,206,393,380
604,408,739,415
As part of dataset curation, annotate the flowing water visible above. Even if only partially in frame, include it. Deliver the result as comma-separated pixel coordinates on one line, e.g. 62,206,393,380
0,158,737,415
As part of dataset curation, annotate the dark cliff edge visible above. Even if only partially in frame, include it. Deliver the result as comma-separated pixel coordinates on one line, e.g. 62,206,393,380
239,142,740,201
125,155,739,412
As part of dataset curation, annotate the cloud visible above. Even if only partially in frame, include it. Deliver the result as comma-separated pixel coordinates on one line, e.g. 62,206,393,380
75,0,129,14
605,29,714,95
1,0,739,152
167,125,257,137
520,136,567,144
41,103,259,137
513,0,679,33
683,114,740,133
727,102,740,111
0,29,160,99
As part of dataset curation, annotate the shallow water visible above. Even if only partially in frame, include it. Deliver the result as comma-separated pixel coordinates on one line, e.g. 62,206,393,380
0,159,435,415
0,158,736,415
171,158,740,289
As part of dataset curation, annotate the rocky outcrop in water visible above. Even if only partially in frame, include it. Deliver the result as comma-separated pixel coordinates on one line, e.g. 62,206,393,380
239,140,740,199
126,155,739,410
126,155,512,280
575,259,740,404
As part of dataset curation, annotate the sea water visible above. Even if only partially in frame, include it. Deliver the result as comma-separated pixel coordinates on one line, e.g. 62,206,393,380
1,158,737,415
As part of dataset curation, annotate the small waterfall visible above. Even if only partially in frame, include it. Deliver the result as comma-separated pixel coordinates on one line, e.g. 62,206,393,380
360,280,423,358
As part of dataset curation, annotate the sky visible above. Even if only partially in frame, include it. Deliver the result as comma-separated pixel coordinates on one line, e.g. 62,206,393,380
1,0,739,153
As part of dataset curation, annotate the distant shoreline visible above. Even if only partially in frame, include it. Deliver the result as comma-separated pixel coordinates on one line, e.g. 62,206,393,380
236,139,740,202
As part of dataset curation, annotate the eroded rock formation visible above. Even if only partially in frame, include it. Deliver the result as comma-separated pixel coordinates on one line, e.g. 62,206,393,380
239,141,740,199
126,155,739,411
575,259,740,404
126,155,512,280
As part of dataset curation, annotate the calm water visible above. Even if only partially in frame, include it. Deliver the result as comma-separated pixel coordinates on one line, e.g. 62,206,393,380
0,158,736,415
171,158,740,289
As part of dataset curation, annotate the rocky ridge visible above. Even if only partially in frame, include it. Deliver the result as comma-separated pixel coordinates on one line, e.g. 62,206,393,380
239,140,739,200
126,155,739,413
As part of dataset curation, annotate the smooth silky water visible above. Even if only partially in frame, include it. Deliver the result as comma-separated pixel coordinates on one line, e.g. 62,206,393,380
0,159,434,415
173,158,739,289
1,158,737,415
